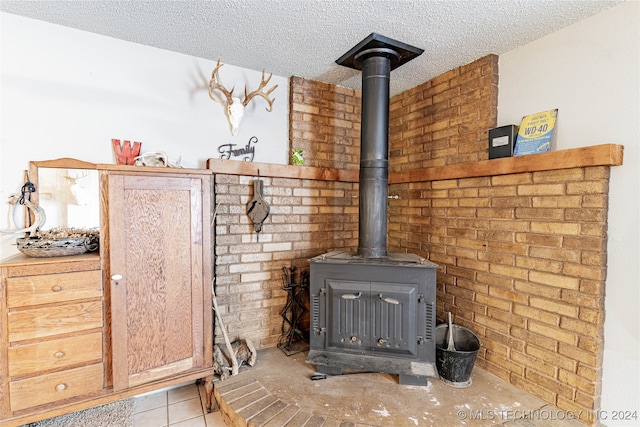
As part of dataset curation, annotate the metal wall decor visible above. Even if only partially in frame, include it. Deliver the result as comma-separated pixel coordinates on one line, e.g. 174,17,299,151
246,172,270,241
218,136,258,162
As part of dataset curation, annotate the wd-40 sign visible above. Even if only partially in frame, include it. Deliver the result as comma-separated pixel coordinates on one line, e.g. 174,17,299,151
514,109,558,156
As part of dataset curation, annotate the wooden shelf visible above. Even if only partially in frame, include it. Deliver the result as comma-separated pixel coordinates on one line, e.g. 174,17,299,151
206,144,623,184
389,144,624,184
206,158,359,182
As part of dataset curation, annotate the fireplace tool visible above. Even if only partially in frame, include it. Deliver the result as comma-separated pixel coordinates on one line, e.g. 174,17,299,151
278,266,309,355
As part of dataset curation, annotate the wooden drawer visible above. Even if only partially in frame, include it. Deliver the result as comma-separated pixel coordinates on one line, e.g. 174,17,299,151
8,332,102,378
6,270,102,308
8,301,103,342
9,363,104,412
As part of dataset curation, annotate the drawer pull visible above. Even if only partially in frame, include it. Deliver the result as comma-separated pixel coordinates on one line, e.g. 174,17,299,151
54,351,65,358
52,285,63,292
55,383,67,392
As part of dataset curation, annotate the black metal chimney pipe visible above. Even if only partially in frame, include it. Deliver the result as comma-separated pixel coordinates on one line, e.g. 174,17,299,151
336,34,423,258
358,52,392,258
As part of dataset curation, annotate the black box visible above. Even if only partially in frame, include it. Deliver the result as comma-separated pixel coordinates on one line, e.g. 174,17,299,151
488,125,518,159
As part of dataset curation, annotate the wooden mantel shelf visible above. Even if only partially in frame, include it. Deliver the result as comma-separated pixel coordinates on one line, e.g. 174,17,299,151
390,143,624,184
207,144,623,183
206,158,359,182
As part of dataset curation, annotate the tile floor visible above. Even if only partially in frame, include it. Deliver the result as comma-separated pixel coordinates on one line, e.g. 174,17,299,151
133,382,226,427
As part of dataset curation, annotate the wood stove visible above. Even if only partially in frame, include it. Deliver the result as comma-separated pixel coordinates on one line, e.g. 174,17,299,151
307,251,438,385
306,34,439,386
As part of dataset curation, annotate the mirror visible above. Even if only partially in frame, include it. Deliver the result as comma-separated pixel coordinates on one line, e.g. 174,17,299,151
29,158,99,230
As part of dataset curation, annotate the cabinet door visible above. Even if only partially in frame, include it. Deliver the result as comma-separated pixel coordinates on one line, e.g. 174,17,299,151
105,172,211,390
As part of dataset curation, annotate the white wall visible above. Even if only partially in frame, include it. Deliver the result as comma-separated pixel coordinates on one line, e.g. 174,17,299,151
0,13,289,258
498,2,639,424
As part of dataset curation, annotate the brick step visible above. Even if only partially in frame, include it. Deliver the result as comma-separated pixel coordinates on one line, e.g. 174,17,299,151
214,376,377,427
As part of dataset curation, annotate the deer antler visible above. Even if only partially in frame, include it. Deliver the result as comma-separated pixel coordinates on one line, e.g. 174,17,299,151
208,56,278,136
208,57,236,104
242,69,278,111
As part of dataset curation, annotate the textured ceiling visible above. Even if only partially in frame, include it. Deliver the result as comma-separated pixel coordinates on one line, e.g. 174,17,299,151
0,0,622,95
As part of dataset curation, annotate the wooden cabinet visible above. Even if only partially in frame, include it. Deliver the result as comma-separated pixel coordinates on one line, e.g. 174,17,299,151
1,164,214,426
0,254,105,415
101,168,213,391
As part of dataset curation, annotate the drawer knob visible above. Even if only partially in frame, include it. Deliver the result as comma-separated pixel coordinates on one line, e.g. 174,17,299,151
54,351,65,358
55,383,67,392
52,285,62,292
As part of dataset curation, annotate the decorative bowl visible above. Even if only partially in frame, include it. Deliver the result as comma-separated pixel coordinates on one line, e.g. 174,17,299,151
17,234,99,258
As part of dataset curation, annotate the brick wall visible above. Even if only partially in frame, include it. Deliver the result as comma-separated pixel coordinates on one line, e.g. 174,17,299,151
213,174,358,348
389,54,498,171
289,77,361,170
385,54,607,422
388,167,608,422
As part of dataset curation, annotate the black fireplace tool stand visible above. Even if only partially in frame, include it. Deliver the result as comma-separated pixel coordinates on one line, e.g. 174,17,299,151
278,266,309,356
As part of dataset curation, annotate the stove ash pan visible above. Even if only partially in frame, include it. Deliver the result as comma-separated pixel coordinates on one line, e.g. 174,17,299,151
305,251,439,386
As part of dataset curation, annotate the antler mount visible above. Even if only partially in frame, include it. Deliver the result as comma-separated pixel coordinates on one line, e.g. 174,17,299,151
208,57,278,136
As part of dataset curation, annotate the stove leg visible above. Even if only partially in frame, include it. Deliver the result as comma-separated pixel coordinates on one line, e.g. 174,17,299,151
399,374,429,386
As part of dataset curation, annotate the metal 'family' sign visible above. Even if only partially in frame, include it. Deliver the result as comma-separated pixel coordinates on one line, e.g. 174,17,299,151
218,136,258,162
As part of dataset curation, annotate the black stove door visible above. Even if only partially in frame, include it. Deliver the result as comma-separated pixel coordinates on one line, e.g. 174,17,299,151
325,279,418,357
371,282,418,357
326,280,370,353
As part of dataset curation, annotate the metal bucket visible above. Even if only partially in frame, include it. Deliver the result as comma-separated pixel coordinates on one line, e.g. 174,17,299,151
435,324,481,388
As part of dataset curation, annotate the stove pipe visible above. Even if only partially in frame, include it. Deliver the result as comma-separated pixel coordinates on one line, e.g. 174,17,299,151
336,34,423,258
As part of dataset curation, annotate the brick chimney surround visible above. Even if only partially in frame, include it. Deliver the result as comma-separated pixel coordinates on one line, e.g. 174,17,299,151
207,54,624,424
